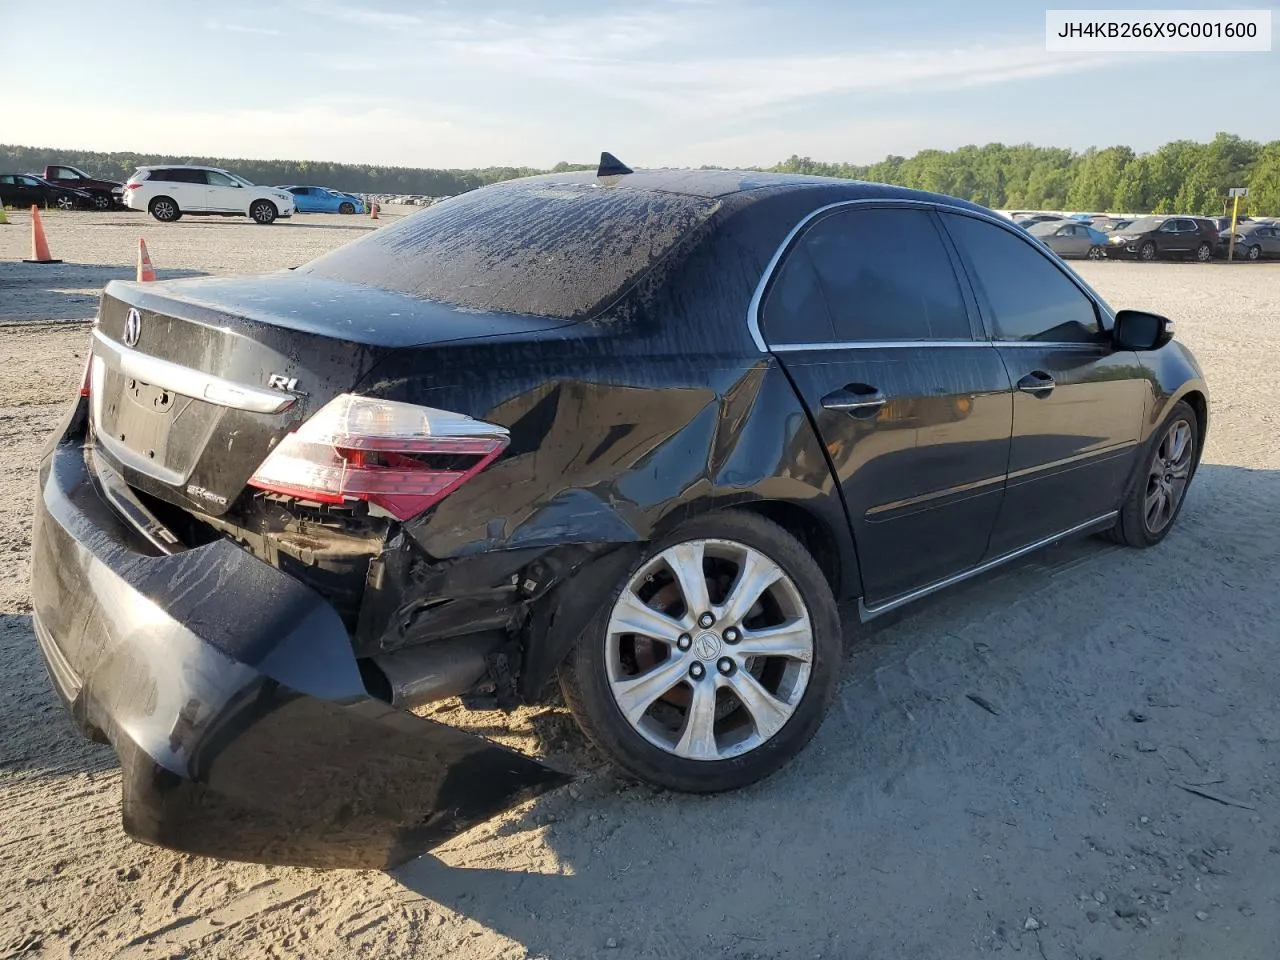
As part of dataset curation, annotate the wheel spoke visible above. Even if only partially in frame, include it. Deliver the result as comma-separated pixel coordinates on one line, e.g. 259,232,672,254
674,679,719,759
727,669,791,741
612,656,688,725
1169,461,1191,480
719,550,782,626
1168,423,1190,464
665,542,710,620
612,590,685,641
734,619,813,662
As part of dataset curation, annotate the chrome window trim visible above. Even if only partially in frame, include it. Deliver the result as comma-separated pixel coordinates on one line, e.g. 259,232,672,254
92,328,296,415
746,197,1115,354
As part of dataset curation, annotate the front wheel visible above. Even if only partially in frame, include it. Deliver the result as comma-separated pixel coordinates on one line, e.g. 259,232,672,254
559,510,842,793
1087,245,1105,260
249,199,277,224
1107,401,1199,548
1139,241,1157,262
1195,242,1213,262
90,192,112,210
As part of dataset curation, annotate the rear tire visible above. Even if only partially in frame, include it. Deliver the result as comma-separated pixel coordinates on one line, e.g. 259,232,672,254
148,196,181,222
1106,400,1199,548
249,199,277,225
338,201,355,214
55,194,76,211
1195,242,1212,263
1247,244,1262,261
1087,245,1105,260
559,510,842,794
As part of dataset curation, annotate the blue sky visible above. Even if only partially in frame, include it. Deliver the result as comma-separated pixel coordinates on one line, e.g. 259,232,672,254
4,0,1277,168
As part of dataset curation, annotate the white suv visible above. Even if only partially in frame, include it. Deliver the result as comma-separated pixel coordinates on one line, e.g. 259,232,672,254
123,166,296,224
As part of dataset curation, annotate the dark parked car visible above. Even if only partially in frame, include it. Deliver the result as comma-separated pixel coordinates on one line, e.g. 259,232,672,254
0,173,93,210
1027,219,1109,259
1221,221,1280,260
1105,216,1219,262
42,164,124,209
30,162,1208,869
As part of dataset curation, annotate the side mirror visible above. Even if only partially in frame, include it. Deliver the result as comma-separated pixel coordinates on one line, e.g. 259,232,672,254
1113,309,1175,351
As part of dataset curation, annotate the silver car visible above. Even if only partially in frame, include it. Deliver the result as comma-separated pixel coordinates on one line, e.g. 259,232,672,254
1027,220,1109,260
1221,222,1280,261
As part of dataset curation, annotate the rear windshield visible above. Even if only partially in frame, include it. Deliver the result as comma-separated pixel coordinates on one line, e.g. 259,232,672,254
298,182,721,320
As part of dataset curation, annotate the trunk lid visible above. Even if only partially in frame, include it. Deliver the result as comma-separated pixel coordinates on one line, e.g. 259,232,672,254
90,273,568,516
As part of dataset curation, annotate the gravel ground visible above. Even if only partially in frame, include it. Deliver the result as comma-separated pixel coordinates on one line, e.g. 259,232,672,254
2,210,1279,959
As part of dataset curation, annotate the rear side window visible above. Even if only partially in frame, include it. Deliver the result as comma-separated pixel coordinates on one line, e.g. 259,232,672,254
942,213,1100,344
205,171,236,186
299,183,721,320
762,207,970,345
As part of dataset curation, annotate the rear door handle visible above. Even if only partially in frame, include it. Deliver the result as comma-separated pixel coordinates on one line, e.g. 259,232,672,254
1016,371,1056,396
821,384,886,416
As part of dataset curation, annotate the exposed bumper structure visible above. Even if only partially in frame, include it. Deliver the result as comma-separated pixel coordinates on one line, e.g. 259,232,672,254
29,413,569,869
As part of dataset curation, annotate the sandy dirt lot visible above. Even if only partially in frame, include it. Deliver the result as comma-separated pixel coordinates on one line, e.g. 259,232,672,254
2,208,1279,960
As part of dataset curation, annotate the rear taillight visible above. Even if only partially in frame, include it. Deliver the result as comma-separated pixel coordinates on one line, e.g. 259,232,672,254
248,394,508,520
125,182,142,191
78,354,92,397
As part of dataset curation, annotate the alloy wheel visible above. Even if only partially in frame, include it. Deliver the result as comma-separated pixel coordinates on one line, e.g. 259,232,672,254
1247,245,1261,261
92,193,111,210
56,195,75,211
1144,419,1194,535
1087,246,1104,260
1140,242,1156,262
1196,243,1212,262
153,200,176,221
604,538,813,761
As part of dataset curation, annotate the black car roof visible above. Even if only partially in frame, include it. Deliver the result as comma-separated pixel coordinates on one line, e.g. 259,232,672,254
479,167,993,213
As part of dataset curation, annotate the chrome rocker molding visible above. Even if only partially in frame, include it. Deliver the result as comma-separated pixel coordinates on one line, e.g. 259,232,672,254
91,329,297,415
857,511,1119,621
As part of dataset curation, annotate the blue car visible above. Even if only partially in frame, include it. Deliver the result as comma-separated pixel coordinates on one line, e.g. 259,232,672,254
277,185,366,214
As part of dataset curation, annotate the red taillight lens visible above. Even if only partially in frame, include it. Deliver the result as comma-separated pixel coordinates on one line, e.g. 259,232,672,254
125,182,142,191
248,394,508,520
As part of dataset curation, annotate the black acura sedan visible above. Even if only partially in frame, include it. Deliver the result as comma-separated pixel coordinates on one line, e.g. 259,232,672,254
30,159,1208,869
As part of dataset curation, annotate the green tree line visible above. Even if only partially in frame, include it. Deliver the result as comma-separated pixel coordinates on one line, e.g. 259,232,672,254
4,132,1277,215
770,132,1280,217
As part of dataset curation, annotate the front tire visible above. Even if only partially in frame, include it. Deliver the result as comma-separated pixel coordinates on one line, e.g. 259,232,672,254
90,192,112,211
1108,400,1199,548
1195,242,1213,263
559,510,841,793
148,196,181,222
249,199,277,224
1139,241,1157,262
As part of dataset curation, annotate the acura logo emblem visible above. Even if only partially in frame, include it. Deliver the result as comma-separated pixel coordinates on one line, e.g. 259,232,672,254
123,308,142,348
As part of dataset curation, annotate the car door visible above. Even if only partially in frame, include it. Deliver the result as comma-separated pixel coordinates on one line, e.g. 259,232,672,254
1263,227,1280,257
1165,218,1195,255
203,170,242,211
287,187,310,211
759,204,1014,605
940,212,1147,556
15,176,52,205
1061,224,1090,258
0,175,16,206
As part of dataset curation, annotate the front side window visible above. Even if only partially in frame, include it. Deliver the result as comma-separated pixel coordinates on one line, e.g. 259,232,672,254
941,213,1101,344
781,207,971,343
52,167,80,179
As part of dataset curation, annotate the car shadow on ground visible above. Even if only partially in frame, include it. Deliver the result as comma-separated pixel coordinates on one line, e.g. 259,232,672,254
3,464,1278,958
0,262,207,321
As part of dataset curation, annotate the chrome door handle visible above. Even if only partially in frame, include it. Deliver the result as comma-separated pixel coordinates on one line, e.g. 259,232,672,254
1017,372,1056,396
822,385,886,415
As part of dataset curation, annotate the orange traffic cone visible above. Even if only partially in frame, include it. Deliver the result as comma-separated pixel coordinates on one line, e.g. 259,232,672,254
24,206,62,264
370,200,379,220
137,238,157,282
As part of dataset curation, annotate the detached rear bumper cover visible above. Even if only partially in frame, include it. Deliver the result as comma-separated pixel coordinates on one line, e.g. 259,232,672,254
29,427,568,869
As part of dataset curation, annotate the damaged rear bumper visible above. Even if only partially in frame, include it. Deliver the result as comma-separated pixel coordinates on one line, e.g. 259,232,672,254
28,420,569,869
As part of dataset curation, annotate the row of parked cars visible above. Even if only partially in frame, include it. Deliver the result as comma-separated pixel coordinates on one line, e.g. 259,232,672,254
0,162,370,224
1008,210,1279,262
